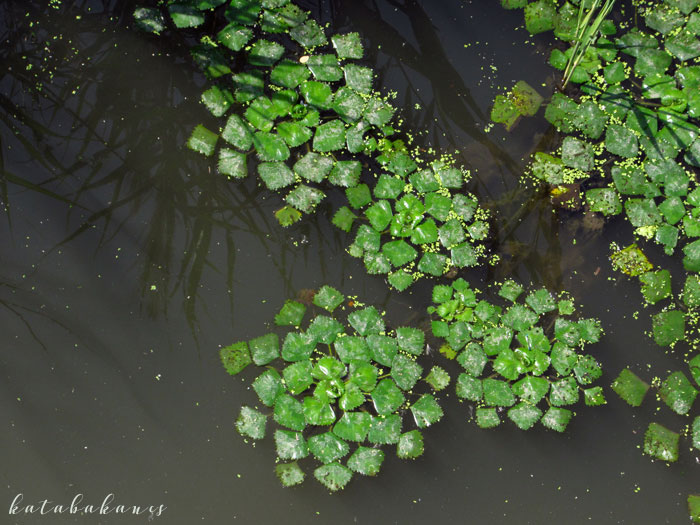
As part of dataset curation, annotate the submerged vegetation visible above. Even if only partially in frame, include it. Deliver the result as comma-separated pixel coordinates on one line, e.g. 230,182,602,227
128,0,699,517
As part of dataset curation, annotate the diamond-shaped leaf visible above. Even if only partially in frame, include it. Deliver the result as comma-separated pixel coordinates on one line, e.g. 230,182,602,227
643,422,679,462
333,412,372,442
253,369,284,407
314,462,352,492
275,462,305,487
396,430,424,459
455,373,483,401
541,407,572,432
274,394,306,431
275,429,309,460
308,432,349,464
368,414,402,444
652,310,685,346
660,371,698,415
187,124,218,157
410,394,443,428
549,376,579,407
274,300,306,326
508,402,542,430
391,354,422,391
476,407,501,429
249,333,279,365
611,368,649,407
347,447,383,476
348,306,384,336
236,406,267,440
483,378,516,407
220,341,252,375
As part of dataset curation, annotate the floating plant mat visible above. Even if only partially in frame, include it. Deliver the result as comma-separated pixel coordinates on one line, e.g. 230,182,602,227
496,0,700,520
134,0,491,292
220,282,605,490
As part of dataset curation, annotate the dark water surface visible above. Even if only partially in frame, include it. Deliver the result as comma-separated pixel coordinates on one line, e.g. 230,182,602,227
1,0,697,523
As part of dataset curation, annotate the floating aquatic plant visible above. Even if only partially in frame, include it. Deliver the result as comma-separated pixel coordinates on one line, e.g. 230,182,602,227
428,278,606,432
133,0,491,291
220,285,445,491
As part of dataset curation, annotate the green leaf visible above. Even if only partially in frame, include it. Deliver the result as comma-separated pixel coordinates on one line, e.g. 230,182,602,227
349,361,379,392
236,406,267,440
573,355,602,385
285,184,325,214
274,394,306,431
314,463,352,492
605,124,639,158
290,19,327,48
611,368,649,407
683,275,700,308
652,310,685,346
347,447,383,476
169,3,205,28
282,360,314,395
512,375,549,404
333,412,372,442
483,327,513,356
282,331,315,362
327,160,361,188
225,0,262,26
201,85,233,117
302,396,336,426
417,253,447,277
344,64,373,94
541,407,572,432
275,462,305,487
396,430,424,459
276,121,312,148
274,430,308,460
524,0,556,34
411,219,439,245
332,206,356,233
248,39,284,67
309,432,349,464
366,200,393,231
374,174,405,200
508,402,542,430
583,386,606,406
253,369,284,407
274,300,306,326
476,407,501,429
549,342,576,376
220,341,252,375
367,335,398,367
457,343,487,376
561,137,594,171
639,270,672,304
693,417,700,450
334,336,370,363
187,124,218,157
610,244,653,276
438,218,466,249
425,366,450,391
424,192,452,221
253,131,290,162
270,59,311,89
222,114,253,150
635,49,673,77
684,239,700,271
217,22,253,51
644,422,679,462
217,149,247,179
491,95,519,130
258,162,293,190
346,184,372,209
524,289,556,315
502,304,538,332
410,394,443,428
395,327,424,356
354,224,380,252
364,97,395,127
482,378,516,407
133,7,166,34
348,306,384,336
659,371,698,415
587,188,622,215
368,414,402,444
293,152,333,183
249,333,279,365
313,119,346,152
339,383,365,411
549,376,579,407
310,285,343,313
455,373,483,401
332,32,364,59
645,4,685,34
300,80,333,109
381,240,417,267
499,280,524,302
307,316,344,345
275,205,302,227
689,494,700,524
306,54,343,82
391,354,422,391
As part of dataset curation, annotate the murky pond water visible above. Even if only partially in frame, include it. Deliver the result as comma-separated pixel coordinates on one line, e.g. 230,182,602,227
1,0,698,523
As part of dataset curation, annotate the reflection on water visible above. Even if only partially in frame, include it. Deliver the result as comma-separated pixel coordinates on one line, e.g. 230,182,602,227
0,0,696,523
